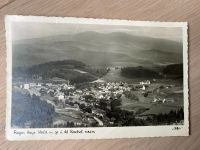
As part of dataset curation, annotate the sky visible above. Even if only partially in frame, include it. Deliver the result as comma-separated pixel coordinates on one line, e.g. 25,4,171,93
11,21,183,42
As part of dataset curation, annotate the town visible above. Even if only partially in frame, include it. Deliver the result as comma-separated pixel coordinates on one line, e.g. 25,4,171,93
13,75,182,128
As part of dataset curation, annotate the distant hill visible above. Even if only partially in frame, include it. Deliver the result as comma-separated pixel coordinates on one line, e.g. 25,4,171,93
13,60,108,84
134,49,183,64
13,31,183,68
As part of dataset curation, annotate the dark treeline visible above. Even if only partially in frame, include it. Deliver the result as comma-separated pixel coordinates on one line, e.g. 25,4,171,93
145,108,184,125
121,66,162,78
121,63,183,80
162,63,183,79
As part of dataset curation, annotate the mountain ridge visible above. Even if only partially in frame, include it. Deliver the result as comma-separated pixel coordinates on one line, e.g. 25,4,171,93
13,31,183,68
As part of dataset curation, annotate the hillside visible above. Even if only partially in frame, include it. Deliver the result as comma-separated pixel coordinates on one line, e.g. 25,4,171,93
13,60,108,84
11,88,55,128
163,64,183,79
121,66,162,79
120,64,183,79
13,31,183,68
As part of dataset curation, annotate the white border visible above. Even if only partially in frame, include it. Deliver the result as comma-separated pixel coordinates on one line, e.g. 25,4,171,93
5,15,189,140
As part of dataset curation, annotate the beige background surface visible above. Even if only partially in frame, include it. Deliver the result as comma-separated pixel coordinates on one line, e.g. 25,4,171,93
0,0,199,149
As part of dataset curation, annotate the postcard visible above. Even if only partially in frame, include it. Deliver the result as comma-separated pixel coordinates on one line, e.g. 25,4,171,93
5,15,189,140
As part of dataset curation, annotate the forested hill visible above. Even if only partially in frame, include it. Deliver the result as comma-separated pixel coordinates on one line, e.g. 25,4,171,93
121,66,162,79
13,60,108,84
11,89,55,128
162,64,183,79
120,63,183,79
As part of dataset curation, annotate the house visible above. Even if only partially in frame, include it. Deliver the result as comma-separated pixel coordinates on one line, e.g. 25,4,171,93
76,90,82,94
140,85,146,90
163,98,175,103
29,88,41,97
58,94,65,101
23,84,29,90
46,83,52,87
30,83,36,87
55,92,65,101
98,94,104,99
37,83,42,87
92,109,105,118
47,89,54,94
152,97,162,103
74,122,82,126
67,85,75,90
139,80,151,85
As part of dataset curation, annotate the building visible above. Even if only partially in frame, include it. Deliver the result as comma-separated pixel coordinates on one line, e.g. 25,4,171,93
29,88,41,97
23,84,30,90
30,83,36,87
152,97,162,103
140,85,146,90
37,83,42,87
139,80,151,85
163,98,175,103
55,92,65,101
46,83,53,86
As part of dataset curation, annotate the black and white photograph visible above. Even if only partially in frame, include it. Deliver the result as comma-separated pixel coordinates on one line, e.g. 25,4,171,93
5,16,189,140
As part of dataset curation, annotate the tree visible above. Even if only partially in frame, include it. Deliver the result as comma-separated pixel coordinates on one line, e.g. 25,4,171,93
111,99,121,111
79,103,86,111
99,100,107,110
11,91,55,128
85,107,92,113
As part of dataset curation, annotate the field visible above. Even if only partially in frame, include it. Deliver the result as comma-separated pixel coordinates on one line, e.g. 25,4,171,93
119,80,183,116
